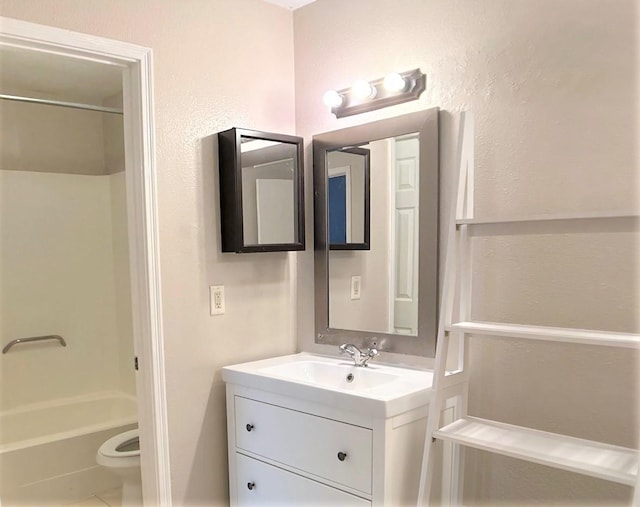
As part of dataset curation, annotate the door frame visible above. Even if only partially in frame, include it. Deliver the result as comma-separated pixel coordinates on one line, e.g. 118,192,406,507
0,17,172,506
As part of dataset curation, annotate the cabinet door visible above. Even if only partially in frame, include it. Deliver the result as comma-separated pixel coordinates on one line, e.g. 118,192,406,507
235,396,372,494
236,453,370,506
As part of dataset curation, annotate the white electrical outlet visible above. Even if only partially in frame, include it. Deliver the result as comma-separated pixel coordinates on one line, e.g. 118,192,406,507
210,285,225,315
350,276,361,300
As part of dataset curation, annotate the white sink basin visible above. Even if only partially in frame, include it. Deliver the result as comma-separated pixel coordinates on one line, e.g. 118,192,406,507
260,360,397,391
222,353,433,418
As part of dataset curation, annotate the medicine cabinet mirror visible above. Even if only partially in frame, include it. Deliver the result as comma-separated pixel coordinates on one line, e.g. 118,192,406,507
313,108,439,357
218,128,305,253
328,147,370,250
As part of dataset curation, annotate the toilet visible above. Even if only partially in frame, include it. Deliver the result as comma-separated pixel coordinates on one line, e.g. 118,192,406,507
96,429,142,506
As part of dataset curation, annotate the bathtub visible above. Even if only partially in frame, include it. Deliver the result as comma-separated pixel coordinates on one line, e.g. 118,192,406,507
0,391,137,506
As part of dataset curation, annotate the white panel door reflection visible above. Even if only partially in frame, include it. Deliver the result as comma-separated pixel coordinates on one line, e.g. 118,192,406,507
390,135,419,335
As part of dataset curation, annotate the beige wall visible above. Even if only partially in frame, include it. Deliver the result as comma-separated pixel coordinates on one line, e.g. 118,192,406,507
0,1,297,505
294,0,638,505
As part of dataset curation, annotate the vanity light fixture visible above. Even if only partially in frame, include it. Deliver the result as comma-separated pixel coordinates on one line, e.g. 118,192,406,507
323,89,343,108
383,72,407,92
324,68,426,118
351,79,377,100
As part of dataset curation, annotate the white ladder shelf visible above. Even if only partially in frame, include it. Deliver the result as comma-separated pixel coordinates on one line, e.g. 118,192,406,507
448,322,640,348
417,111,640,506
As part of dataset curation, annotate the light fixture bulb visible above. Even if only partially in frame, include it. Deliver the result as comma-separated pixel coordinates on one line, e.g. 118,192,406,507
323,90,343,108
383,72,406,92
351,80,376,100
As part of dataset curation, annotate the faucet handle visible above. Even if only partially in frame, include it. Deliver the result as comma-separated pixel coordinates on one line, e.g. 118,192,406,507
339,343,359,356
339,343,363,366
360,346,379,367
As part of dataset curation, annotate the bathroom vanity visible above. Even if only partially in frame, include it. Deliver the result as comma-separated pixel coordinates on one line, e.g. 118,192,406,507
222,353,433,506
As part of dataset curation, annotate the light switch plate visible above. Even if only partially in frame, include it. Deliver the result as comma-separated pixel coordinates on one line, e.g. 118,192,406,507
350,276,361,300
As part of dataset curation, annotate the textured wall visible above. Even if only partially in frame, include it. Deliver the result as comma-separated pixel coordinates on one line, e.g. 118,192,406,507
1,1,297,504
294,0,638,504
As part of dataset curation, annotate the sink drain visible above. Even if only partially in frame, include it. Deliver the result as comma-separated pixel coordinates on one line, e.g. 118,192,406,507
346,373,354,383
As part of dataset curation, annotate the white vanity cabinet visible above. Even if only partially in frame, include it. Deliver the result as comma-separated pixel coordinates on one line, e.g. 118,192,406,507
225,383,428,506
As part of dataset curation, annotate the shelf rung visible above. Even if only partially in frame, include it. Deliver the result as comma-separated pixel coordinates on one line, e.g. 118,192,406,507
448,321,640,348
434,416,639,486
456,211,640,227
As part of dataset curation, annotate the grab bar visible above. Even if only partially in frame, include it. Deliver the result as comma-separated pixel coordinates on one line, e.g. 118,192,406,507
3,335,67,354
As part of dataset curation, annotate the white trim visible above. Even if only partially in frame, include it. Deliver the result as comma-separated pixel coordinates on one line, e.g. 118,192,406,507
0,17,172,506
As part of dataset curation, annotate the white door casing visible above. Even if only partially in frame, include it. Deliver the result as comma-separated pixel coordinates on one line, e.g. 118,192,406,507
0,16,172,506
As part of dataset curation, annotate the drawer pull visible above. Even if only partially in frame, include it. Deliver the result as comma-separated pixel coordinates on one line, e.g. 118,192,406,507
337,451,348,462
247,481,256,491
246,423,254,432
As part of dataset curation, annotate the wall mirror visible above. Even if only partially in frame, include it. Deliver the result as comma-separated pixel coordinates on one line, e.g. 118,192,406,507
218,128,305,253
313,108,439,357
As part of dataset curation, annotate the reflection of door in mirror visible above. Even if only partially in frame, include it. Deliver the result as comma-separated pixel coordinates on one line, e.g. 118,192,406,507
329,135,419,336
240,138,296,246
390,135,419,335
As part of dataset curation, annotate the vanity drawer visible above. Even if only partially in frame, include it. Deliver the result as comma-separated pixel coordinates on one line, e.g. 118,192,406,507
235,396,372,494
235,453,370,506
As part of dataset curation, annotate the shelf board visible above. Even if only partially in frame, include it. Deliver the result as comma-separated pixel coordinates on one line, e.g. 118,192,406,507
448,321,640,348
456,211,639,227
434,416,638,486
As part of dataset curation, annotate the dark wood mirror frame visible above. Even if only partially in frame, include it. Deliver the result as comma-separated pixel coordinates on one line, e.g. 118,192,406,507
218,128,305,253
313,108,439,357
328,146,371,251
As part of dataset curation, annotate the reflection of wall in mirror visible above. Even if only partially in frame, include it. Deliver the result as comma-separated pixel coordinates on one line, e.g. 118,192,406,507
329,139,390,332
241,159,294,245
256,179,294,244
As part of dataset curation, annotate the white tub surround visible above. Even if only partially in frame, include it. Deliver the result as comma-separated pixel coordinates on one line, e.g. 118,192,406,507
222,353,434,506
0,392,137,506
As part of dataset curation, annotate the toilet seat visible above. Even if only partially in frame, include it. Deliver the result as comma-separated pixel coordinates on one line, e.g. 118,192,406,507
97,428,140,468
99,429,140,458
97,428,142,504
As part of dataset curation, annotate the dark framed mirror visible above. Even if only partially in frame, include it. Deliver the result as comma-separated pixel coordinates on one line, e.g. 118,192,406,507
328,147,370,250
313,108,439,357
218,128,305,253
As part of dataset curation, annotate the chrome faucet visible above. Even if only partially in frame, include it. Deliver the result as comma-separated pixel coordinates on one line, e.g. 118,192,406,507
339,343,379,367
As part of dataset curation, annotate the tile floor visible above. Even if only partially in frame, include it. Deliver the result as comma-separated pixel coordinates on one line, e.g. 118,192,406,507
65,487,122,507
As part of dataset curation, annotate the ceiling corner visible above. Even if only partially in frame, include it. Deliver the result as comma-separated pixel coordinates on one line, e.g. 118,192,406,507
262,0,317,11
